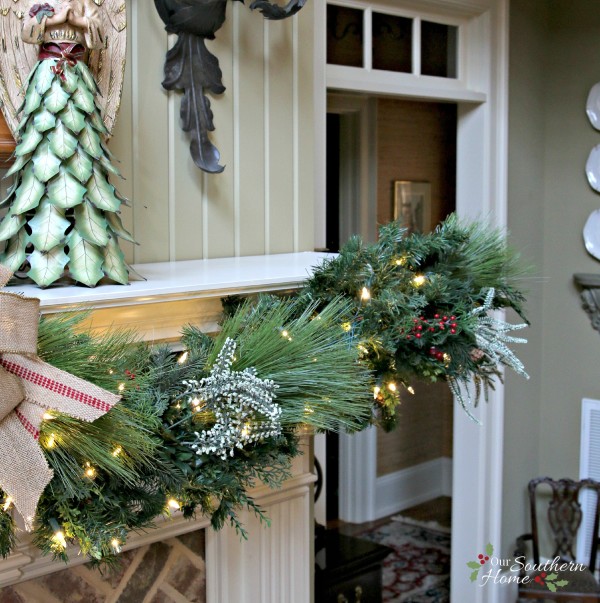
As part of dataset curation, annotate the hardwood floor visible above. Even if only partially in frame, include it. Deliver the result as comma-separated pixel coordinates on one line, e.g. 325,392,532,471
329,496,452,536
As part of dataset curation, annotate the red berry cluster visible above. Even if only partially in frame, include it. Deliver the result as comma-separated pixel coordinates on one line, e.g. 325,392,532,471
406,314,458,340
429,346,446,362
477,553,490,565
534,572,547,585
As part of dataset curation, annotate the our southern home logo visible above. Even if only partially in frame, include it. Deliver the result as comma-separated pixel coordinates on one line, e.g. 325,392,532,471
467,543,580,592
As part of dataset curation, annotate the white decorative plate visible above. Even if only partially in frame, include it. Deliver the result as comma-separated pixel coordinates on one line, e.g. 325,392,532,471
587,83,600,129
583,209,600,260
586,145,600,192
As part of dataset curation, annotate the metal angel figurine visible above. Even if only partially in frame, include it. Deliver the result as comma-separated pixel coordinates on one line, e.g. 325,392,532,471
0,0,132,287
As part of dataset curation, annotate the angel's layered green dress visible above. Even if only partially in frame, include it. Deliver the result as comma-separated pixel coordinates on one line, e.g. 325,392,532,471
0,1,133,287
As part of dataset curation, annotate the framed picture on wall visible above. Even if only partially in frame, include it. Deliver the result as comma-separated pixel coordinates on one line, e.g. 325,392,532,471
393,181,432,234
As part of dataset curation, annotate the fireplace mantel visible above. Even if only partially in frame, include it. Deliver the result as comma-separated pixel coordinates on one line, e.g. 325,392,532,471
5,252,331,340
1,253,325,601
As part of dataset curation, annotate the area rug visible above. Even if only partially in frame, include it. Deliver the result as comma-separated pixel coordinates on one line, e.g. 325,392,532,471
359,516,450,603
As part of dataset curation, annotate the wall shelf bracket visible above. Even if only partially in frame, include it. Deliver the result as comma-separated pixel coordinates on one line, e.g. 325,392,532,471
574,273,600,333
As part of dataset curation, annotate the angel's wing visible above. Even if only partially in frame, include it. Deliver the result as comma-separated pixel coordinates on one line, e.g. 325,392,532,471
0,2,39,139
86,0,127,136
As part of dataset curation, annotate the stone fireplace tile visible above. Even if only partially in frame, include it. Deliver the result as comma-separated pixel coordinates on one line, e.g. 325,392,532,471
164,554,205,602
176,530,205,558
149,589,177,603
41,567,107,603
116,541,172,602
103,547,142,589
0,587,26,603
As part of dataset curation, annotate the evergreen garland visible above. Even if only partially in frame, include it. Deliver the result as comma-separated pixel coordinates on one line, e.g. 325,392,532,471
0,297,372,562
0,214,531,563
299,215,529,428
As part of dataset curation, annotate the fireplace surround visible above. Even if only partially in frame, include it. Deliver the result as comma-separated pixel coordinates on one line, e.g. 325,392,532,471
0,252,325,602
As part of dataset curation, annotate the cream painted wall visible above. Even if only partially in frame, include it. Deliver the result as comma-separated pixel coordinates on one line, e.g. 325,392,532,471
108,1,315,264
503,0,600,555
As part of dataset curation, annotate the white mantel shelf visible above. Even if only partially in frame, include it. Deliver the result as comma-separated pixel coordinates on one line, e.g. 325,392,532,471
5,252,332,343
5,252,332,312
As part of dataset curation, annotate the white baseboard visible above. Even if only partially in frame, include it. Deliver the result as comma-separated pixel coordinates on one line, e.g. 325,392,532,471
375,457,453,520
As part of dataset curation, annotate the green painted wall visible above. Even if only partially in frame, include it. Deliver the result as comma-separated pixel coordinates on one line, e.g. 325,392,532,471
503,0,600,554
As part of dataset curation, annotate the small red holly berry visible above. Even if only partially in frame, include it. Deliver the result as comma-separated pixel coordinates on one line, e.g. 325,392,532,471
450,329,457,334
451,316,456,320
484,556,489,561
478,554,484,559
417,325,423,331
443,316,448,321
534,576,542,583
541,572,546,578
429,327,435,332
415,333,422,339
480,560,485,565
434,314,440,319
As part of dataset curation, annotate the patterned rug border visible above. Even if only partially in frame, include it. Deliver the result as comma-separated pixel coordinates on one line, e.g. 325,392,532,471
360,515,451,602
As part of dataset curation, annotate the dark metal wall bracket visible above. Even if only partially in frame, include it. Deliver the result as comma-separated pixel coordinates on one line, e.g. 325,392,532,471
574,273,600,333
154,0,307,174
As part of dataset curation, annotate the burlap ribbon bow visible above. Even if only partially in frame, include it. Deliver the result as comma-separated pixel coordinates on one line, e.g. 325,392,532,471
0,265,120,530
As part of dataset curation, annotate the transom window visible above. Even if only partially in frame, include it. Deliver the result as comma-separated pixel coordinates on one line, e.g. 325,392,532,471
326,3,459,79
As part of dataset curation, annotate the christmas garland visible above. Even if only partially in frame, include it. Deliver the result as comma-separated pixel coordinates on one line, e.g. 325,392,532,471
0,297,372,563
299,215,529,428
0,214,530,563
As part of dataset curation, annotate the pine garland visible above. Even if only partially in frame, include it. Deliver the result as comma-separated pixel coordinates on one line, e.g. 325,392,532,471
299,215,529,428
0,214,530,562
0,296,372,562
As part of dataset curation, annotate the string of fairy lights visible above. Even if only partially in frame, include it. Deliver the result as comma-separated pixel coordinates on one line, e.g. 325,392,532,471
356,274,429,411
0,352,192,555
20,336,291,554
0,218,528,560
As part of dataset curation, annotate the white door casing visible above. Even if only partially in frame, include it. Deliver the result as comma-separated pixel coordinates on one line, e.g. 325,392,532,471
314,1,510,601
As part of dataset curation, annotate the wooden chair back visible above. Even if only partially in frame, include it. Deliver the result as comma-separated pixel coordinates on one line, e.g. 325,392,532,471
528,477,600,570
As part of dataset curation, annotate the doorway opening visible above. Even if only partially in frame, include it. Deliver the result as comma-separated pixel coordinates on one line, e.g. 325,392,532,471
322,93,457,532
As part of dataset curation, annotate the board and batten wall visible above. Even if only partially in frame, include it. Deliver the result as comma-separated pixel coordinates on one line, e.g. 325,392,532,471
107,0,315,265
